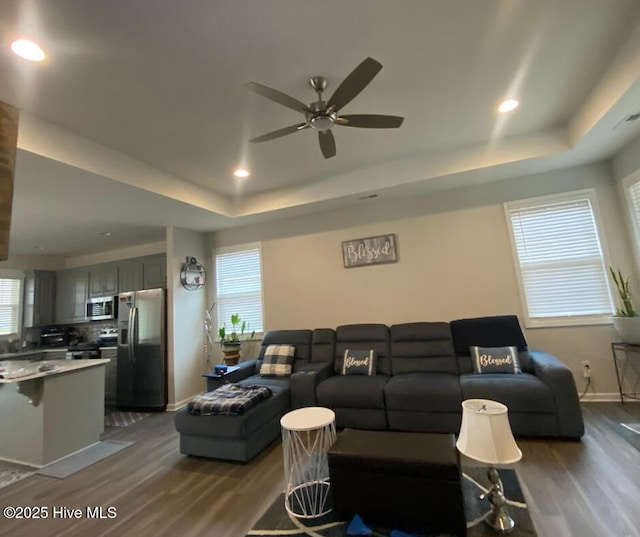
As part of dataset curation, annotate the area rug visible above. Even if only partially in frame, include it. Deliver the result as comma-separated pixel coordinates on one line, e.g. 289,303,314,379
247,467,535,537
104,410,151,427
0,461,35,489
36,440,134,479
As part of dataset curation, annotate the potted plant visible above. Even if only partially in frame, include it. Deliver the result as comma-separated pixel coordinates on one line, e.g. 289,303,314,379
609,267,640,344
219,313,255,365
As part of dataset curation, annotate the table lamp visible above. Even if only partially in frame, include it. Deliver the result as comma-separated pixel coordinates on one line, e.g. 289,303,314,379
456,399,522,534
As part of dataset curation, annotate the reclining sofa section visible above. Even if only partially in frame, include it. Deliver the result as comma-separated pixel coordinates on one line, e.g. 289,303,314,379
292,315,584,439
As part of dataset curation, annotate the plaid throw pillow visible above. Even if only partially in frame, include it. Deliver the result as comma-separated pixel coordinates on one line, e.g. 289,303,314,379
259,344,295,377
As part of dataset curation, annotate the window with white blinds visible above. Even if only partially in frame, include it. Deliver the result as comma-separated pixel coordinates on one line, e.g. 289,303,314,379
214,244,264,334
0,278,22,336
505,190,613,327
625,178,640,250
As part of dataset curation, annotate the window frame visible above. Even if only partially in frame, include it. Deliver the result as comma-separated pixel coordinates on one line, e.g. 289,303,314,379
0,273,24,339
504,188,614,329
621,169,640,269
211,242,265,340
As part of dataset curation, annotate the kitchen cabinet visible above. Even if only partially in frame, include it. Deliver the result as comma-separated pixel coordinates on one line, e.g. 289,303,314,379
142,255,166,289
118,260,143,293
89,264,118,298
23,270,56,328
101,348,117,406
43,349,68,360
54,269,88,324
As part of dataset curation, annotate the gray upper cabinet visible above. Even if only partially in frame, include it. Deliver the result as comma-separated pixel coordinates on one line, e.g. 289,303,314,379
55,269,88,324
89,264,118,298
118,260,143,293
23,270,56,328
142,255,166,289
52,255,165,325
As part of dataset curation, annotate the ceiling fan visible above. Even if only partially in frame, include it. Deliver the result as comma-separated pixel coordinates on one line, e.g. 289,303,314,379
245,57,404,159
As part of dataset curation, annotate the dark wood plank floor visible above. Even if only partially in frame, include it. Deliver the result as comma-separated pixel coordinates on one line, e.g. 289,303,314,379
1,403,640,537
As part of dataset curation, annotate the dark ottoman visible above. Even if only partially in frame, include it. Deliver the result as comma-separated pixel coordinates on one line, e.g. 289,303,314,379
327,429,466,536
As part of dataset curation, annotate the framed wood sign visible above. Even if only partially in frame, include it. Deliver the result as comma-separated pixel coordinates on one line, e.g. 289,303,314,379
342,234,397,268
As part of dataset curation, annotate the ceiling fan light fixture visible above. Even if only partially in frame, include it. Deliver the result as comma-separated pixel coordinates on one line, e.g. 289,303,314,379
233,168,250,178
10,38,46,62
310,115,333,131
498,99,519,113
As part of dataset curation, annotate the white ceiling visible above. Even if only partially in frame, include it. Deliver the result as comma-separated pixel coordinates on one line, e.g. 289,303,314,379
2,0,640,255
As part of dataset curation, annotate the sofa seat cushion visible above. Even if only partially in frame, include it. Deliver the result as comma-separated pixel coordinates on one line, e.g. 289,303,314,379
384,373,462,413
460,373,555,414
317,375,389,410
238,374,290,392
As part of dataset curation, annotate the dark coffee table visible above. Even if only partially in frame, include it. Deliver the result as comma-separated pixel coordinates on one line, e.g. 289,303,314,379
327,429,466,537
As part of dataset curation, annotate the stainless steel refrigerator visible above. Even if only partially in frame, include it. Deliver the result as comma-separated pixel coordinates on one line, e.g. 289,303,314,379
116,288,167,410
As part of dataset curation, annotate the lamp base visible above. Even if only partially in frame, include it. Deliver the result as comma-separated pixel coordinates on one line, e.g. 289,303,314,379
482,466,516,534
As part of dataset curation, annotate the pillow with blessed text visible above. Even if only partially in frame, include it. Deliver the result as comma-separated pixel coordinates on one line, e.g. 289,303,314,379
470,346,521,374
341,349,377,376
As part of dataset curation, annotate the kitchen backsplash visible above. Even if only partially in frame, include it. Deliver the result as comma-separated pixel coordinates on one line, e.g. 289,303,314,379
24,319,117,346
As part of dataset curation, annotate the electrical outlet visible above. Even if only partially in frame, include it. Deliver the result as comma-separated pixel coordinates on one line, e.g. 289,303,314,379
581,360,592,378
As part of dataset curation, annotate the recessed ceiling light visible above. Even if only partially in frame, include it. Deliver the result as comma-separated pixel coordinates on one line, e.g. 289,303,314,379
233,168,250,178
10,39,46,62
498,99,519,113
98,232,112,237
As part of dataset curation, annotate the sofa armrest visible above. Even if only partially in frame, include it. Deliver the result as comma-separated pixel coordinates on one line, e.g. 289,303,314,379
528,350,584,439
231,359,259,381
290,362,334,409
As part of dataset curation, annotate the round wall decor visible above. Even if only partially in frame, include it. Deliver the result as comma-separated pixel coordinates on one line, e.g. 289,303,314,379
180,257,206,290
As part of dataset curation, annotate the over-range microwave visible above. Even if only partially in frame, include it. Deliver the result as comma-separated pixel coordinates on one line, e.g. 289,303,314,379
86,296,118,321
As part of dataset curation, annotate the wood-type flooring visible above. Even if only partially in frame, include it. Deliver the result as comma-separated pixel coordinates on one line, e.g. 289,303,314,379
1,402,639,537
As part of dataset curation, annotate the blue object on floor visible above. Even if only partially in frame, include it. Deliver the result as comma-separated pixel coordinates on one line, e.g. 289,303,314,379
347,514,372,536
390,530,421,537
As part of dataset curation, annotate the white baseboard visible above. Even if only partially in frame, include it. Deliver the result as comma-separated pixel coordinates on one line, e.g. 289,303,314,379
579,392,634,402
166,397,191,411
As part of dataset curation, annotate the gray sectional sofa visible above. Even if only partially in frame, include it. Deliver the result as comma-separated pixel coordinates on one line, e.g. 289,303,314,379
174,315,584,462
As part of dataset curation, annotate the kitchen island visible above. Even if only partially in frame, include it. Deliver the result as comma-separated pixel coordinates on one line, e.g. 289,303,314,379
0,359,109,466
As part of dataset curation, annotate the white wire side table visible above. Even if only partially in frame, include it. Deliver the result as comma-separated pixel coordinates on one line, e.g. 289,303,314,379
611,342,640,403
280,406,337,518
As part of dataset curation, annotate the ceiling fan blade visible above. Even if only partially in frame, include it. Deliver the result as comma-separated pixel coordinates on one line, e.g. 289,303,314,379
318,130,336,159
339,114,404,129
249,123,308,143
327,57,383,112
245,82,308,114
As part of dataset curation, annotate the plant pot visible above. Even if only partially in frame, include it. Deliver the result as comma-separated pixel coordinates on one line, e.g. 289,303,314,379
221,343,241,366
612,316,640,344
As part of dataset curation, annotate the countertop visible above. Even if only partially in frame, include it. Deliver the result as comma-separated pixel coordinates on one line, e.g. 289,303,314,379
0,359,110,383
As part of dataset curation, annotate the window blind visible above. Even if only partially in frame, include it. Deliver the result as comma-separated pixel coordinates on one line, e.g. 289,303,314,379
627,180,640,241
215,247,264,333
508,196,612,319
0,278,22,335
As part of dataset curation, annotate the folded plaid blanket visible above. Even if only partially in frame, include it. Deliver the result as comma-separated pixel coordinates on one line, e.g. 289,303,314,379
188,383,272,416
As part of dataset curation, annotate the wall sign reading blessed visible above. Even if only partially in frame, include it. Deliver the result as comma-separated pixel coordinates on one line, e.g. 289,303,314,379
342,234,397,268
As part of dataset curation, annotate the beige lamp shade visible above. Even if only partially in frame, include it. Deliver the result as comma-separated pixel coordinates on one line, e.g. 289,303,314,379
456,399,522,464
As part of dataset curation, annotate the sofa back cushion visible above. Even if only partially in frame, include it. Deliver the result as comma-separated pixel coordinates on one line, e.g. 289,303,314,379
335,324,391,375
311,328,336,363
450,315,531,374
258,330,313,373
390,322,457,375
